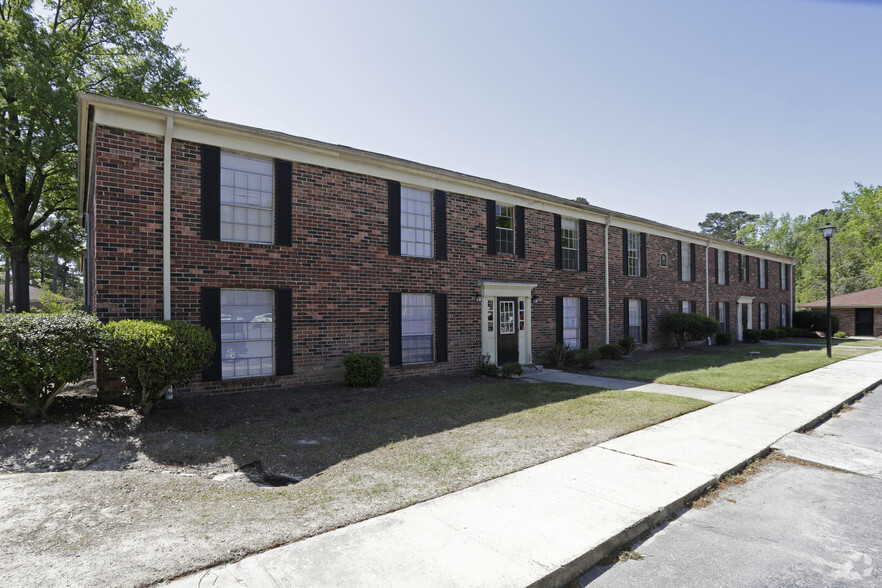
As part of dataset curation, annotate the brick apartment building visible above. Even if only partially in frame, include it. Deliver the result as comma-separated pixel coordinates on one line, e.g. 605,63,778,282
77,94,795,396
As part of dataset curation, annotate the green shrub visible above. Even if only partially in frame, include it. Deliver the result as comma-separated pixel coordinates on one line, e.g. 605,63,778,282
543,343,575,367
0,313,102,420
500,362,523,378
793,309,839,334
475,354,500,377
577,348,599,369
761,328,779,340
743,328,761,343
834,331,847,339
716,332,732,345
618,336,637,355
663,312,719,349
343,353,385,387
103,320,215,415
597,343,624,360
34,285,78,314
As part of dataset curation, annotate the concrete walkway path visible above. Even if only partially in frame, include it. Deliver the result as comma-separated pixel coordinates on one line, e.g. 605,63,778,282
166,352,882,588
523,369,739,403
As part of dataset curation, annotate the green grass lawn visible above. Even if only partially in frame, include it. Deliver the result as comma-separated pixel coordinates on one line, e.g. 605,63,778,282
779,337,882,348
598,345,872,393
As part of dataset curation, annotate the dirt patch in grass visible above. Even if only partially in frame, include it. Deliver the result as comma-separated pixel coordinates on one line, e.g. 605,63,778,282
0,373,706,588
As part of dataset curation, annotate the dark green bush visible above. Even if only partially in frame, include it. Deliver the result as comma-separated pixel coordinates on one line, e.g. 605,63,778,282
761,328,779,340
500,362,523,378
663,312,719,349
543,343,575,367
577,348,599,369
343,353,385,387
475,354,500,377
597,343,624,360
0,313,102,420
618,336,637,355
103,320,215,415
834,331,847,339
716,332,732,345
793,309,839,334
743,328,761,343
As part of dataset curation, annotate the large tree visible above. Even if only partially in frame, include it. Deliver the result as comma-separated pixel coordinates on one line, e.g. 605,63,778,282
0,0,204,311
697,211,759,241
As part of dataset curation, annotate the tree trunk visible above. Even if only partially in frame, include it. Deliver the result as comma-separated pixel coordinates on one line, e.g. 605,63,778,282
10,246,31,313
3,256,9,312
52,254,59,293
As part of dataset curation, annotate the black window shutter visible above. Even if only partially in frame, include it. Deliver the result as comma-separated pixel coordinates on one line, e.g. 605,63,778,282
745,256,750,282
690,244,697,282
486,200,496,255
389,292,402,367
274,160,292,246
200,145,221,241
623,297,630,339
434,190,447,260
641,299,649,344
579,220,588,271
713,249,719,284
275,289,293,376
515,206,526,258
622,229,629,275
784,263,789,290
435,293,448,363
677,242,683,281
725,301,730,332
201,287,221,381
738,254,743,282
388,181,401,256
580,297,590,349
554,214,562,270
555,297,564,345
724,251,730,285
640,233,647,277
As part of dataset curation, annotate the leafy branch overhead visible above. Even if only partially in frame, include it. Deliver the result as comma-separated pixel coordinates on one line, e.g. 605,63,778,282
0,0,205,311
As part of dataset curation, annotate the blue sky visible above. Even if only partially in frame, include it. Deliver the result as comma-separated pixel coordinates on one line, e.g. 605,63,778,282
155,0,882,232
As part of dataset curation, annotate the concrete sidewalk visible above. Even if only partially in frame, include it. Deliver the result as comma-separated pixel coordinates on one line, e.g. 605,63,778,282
166,352,882,588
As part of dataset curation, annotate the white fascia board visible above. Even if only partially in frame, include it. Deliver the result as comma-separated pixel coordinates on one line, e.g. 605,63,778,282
82,94,795,265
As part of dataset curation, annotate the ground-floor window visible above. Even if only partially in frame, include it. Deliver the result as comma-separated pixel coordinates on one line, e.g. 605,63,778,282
628,299,644,343
681,300,695,314
402,293,434,364
759,302,768,330
220,289,274,379
781,303,790,328
563,297,580,349
717,301,729,332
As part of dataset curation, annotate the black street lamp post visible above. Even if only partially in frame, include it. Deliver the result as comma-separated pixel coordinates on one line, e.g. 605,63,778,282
819,224,836,358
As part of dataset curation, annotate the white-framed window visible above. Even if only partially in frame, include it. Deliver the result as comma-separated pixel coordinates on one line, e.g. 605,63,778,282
781,263,788,291
680,243,692,281
717,249,726,285
681,300,694,314
627,231,641,277
220,289,274,379
759,259,767,289
628,299,642,343
220,152,274,244
495,204,514,254
561,217,578,270
739,254,749,282
401,186,433,258
402,293,434,364
759,303,768,330
563,297,580,349
717,301,729,332
781,303,790,327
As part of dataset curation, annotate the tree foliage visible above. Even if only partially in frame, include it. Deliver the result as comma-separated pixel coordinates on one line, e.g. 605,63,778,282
663,312,719,349
737,184,882,303
0,0,205,311
698,211,759,241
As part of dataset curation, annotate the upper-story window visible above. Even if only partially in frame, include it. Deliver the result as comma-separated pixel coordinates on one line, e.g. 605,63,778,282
717,249,727,285
759,259,768,289
220,152,274,244
496,204,514,254
781,263,788,291
561,217,578,270
627,231,641,277
739,254,750,282
401,186,433,258
680,242,692,281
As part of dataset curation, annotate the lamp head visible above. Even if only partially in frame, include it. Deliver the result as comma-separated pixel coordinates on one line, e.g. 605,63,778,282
819,224,836,239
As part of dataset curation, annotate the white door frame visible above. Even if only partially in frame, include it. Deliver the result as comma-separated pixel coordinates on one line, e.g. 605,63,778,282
736,295,755,341
480,281,537,364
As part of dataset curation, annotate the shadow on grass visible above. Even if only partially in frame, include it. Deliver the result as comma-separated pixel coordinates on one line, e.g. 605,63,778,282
0,375,616,479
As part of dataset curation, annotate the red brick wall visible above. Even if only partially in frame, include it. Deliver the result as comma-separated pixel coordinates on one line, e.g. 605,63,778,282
90,126,795,396
831,308,882,337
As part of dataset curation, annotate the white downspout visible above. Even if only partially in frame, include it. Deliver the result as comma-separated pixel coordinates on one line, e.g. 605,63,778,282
705,238,712,315
163,116,173,321
604,215,611,344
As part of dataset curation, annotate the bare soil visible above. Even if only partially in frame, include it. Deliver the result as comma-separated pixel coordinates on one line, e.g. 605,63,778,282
0,363,706,588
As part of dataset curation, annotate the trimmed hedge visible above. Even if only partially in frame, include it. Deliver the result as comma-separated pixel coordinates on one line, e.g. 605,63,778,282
716,332,732,345
103,320,215,415
597,343,624,360
501,362,523,378
0,313,102,420
760,328,780,340
343,353,385,387
793,309,839,334
743,328,761,343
